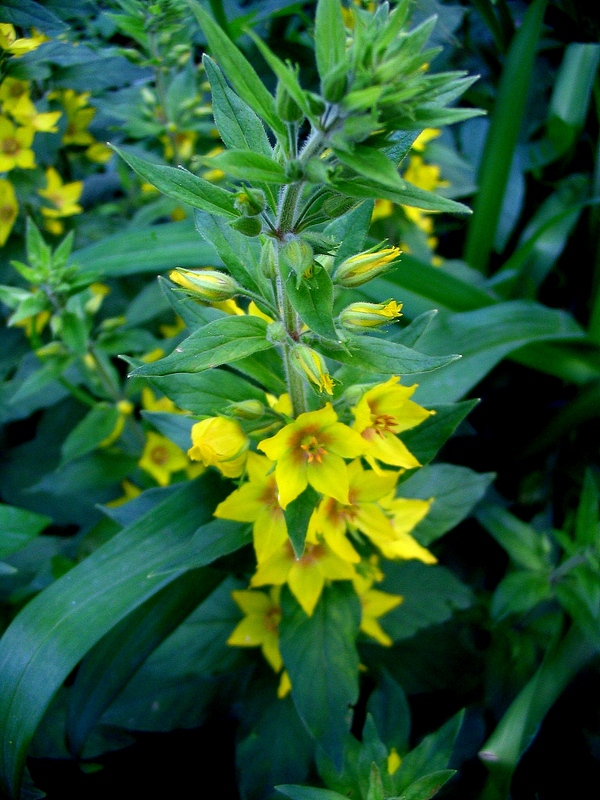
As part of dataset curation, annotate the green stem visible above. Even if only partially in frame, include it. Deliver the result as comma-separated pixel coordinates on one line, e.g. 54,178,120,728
588,106,600,343
479,623,598,799
58,377,97,408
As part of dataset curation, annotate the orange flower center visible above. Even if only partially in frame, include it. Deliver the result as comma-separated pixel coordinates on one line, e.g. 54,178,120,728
300,435,327,463
2,137,20,155
260,479,282,514
297,542,326,565
371,412,398,436
150,445,170,465
47,192,65,210
0,204,16,222
263,605,281,633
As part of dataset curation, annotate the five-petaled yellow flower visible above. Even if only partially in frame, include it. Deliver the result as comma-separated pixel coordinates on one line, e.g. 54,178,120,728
352,377,432,470
38,167,83,219
0,116,35,171
258,403,365,509
215,452,288,562
0,179,18,246
139,431,189,486
188,416,249,478
250,532,356,617
227,587,283,672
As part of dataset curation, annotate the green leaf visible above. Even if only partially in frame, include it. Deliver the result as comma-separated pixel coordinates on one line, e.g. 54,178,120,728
148,369,264,416
277,787,347,800
9,357,73,406
475,505,551,571
131,316,273,377
366,671,411,754
246,32,311,118
75,220,222,279
8,293,50,326
153,518,252,575
330,175,472,215
141,411,194,453
409,301,585,404
314,0,346,80
61,403,121,464
392,712,463,796
317,336,460,376
25,218,51,272
0,0,67,34
399,770,457,800
194,209,266,296
113,146,239,218
0,475,224,798
325,200,374,269
203,55,273,158
334,146,404,190
401,401,479,466
491,572,553,621
204,149,287,184
398,464,495,546
380,561,473,641
548,43,600,154
186,0,285,139
279,583,361,769
392,310,439,349
66,569,223,756
283,486,319,558
464,0,548,271
575,470,599,548
0,505,51,560
282,263,337,340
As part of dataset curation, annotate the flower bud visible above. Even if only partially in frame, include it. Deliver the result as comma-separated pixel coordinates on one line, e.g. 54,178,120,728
290,345,334,395
285,159,304,182
281,237,314,286
260,238,277,279
334,246,401,287
169,268,238,301
188,416,249,478
322,63,348,103
339,300,403,332
266,321,287,344
234,188,266,216
226,399,266,420
230,216,262,237
276,78,304,123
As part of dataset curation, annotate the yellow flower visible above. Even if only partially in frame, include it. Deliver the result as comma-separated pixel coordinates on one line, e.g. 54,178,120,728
339,300,403,332
0,178,18,246
201,145,225,182
162,129,197,162
248,300,273,323
141,387,184,414
250,532,356,617
411,128,441,152
188,416,249,478
371,199,394,221
352,377,432,470
140,347,165,363
378,494,436,563
266,393,292,416
85,142,113,163
258,403,366,509
53,89,96,146
0,116,35,171
0,78,33,115
139,431,189,486
0,25,47,56
159,315,186,338
278,670,292,699
106,479,142,508
37,167,83,218
358,587,403,646
99,400,134,448
227,587,283,672
387,748,402,775
309,459,400,562
403,156,449,193
214,452,288,562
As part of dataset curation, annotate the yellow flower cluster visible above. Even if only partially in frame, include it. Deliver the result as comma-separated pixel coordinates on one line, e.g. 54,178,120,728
191,377,437,686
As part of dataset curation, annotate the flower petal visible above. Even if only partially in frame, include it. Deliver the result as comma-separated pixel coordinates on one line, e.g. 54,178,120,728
288,561,325,616
307,453,349,504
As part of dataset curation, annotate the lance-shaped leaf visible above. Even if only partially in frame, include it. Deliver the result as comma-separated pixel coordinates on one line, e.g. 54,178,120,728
331,174,472,214
203,149,287,184
314,0,346,80
279,583,361,769
60,403,121,464
281,262,338,340
334,146,405,190
203,55,273,157
0,474,244,799
317,335,460,375
0,506,50,560
325,200,374,269
112,146,239,218
186,0,285,139
401,400,479,466
246,31,311,118
131,316,273,377
149,370,265,416
284,486,320,558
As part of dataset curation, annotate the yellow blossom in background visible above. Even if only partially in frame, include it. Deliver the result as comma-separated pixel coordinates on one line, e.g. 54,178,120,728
403,155,449,195
106,479,142,508
188,416,249,478
14,309,51,338
0,116,35,171
162,129,197,162
159,315,186,338
250,531,356,617
248,300,273,323
352,377,432,470
99,399,134,448
215,452,288,562
52,89,96,146
85,142,113,163
258,404,365,509
0,178,18,245
358,587,403,646
141,387,184,414
0,25,47,56
0,78,34,116
140,347,165,363
277,670,292,699
201,145,225,182
37,167,83,219
371,199,394,221
139,431,189,486
379,494,436,563
227,587,283,671
411,128,441,152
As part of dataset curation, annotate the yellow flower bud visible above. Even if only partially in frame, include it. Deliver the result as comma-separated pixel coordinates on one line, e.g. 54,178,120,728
339,300,403,332
188,416,249,478
290,345,334,395
169,268,238,302
226,399,266,420
117,399,134,416
334,246,401,287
